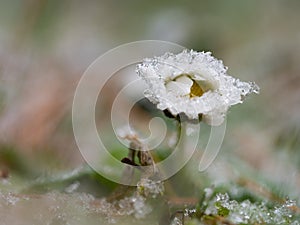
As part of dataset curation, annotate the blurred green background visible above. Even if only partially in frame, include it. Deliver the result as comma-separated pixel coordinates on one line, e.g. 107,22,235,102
0,0,299,224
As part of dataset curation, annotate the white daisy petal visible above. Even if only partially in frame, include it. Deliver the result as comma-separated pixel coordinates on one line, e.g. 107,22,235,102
136,50,259,125
165,80,191,96
175,75,194,86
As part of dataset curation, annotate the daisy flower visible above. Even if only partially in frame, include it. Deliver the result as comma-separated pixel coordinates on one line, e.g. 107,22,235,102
136,50,259,125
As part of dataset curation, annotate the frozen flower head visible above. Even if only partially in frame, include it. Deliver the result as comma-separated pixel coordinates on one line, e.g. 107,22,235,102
136,50,259,126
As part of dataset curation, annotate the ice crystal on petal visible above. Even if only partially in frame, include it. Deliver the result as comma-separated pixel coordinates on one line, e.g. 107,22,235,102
137,50,259,125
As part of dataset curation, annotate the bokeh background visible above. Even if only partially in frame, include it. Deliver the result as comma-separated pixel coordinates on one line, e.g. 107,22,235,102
0,0,299,224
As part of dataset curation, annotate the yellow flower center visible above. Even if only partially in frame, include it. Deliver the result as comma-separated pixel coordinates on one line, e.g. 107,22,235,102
190,80,205,98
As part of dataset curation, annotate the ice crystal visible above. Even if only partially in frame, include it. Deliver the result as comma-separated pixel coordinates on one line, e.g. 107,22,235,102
137,178,164,198
93,179,162,221
0,191,28,206
64,181,80,193
97,194,152,221
171,216,183,225
132,195,152,219
137,50,259,125
184,208,197,217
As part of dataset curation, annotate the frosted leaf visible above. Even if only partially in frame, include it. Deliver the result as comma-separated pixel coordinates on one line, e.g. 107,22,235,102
271,199,298,224
205,192,299,224
137,50,259,125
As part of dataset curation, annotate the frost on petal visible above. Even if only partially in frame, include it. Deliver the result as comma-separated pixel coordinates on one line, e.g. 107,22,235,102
136,49,259,125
